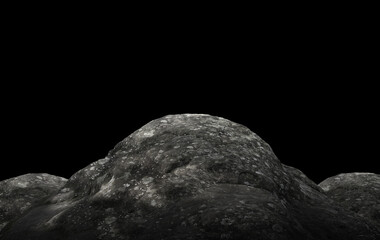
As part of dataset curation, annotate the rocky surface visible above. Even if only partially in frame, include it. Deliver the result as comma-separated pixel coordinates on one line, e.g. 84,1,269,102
0,174,67,232
319,173,380,229
0,114,379,240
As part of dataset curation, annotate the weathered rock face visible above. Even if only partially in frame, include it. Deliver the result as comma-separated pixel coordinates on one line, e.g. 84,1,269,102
0,174,67,232
319,173,380,229
0,114,379,240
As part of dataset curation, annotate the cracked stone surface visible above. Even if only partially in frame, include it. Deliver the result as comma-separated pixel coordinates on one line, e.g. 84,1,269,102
0,114,379,239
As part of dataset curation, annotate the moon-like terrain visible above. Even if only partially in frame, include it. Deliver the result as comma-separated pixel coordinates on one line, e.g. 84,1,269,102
1,114,379,239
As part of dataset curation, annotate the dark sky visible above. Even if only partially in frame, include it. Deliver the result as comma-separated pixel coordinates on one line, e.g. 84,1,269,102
1,80,378,184
1,10,378,184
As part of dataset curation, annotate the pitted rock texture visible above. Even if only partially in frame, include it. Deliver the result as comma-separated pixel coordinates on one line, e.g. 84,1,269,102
0,174,67,232
0,114,379,240
319,173,380,229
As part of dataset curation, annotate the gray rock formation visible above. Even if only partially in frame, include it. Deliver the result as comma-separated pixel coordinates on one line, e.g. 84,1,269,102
0,174,67,232
0,114,379,239
319,173,380,229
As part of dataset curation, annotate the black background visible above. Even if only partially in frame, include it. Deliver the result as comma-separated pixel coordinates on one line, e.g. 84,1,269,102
1,5,378,184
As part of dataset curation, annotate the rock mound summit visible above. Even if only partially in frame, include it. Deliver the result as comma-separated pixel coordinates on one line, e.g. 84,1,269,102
319,173,380,229
0,174,67,232
1,114,379,240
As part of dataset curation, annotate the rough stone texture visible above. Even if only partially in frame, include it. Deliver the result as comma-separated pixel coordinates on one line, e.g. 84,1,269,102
0,114,379,240
319,173,380,229
0,174,67,232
